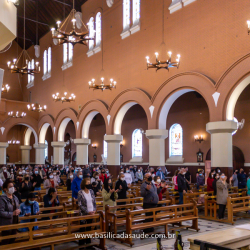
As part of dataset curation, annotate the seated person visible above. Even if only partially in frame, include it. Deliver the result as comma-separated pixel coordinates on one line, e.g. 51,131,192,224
43,188,60,215
19,193,40,232
91,182,101,196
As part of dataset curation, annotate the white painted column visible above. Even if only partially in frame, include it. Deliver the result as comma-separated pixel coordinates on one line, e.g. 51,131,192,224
51,141,66,165
206,121,237,168
0,142,8,164
20,145,32,164
74,138,91,165
33,143,47,165
146,129,168,166
104,135,123,165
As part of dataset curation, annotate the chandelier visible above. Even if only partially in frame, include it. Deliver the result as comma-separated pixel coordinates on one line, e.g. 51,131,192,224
52,92,76,103
1,84,10,93
89,78,117,91
8,138,20,144
27,103,47,112
8,111,26,118
146,51,180,71
51,0,93,47
7,0,40,75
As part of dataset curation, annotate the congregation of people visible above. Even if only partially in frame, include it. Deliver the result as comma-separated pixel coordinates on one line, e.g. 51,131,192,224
0,163,250,246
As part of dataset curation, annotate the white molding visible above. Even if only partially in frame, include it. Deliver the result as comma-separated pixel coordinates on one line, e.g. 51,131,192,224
182,0,196,6
166,162,205,166
244,163,250,167
61,61,73,71
26,81,34,89
88,162,204,166
93,45,101,54
42,72,51,81
120,28,130,40
130,22,140,35
166,156,184,164
169,0,182,14
87,49,94,57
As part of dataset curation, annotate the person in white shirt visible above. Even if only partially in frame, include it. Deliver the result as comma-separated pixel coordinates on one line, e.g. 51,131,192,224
124,168,132,185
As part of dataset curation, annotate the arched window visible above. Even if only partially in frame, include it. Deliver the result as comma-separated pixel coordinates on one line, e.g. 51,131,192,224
88,17,95,50
95,12,102,47
132,129,142,157
48,47,51,73
43,50,47,75
28,61,31,84
44,140,48,159
103,139,107,158
63,43,68,64
132,0,140,24
62,43,73,69
123,0,130,30
169,124,183,156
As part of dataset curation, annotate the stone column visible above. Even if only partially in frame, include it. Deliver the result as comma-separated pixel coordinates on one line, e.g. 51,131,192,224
33,143,47,165
20,145,32,164
0,142,8,165
74,138,91,166
104,135,123,166
146,129,168,167
206,121,237,176
51,141,66,166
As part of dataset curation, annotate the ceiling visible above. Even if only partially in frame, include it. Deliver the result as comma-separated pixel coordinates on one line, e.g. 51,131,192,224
16,0,88,49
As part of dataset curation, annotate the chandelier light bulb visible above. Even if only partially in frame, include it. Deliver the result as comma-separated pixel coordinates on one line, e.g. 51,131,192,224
101,77,104,82
247,20,250,28
64,92,67,96
92,79,95,82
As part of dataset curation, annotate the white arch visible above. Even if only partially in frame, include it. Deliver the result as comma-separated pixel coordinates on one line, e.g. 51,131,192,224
39,123,51,143
23,125,38,145
226,75,250,121
114,102,137,134
82,111,99,138
58,118,71,142
158,89,194,129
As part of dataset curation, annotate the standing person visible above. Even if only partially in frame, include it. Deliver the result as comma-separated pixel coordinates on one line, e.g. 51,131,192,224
99,169,107,183
156,167,165,180
129,166,135,183
20,174,33,200
43,172,58,193
83,165,91,179
212,173,220,195
135,168,143,183
0,179,20,245
43,188,60,215
66,172,74,191
71,171,83,199
247,175,250,197
173,170,179,191
31,168,43,191
216,173,232,219
0,166,11,182
124,168,132,185
196,170,205,190
185,167,191,184
115,173,131,205
140,173,159,233
232,170,238,187
78,178,96,248
177,167,192,204
207,172,214,192
238,168,247,189
102,178,118,210
154,176,168,201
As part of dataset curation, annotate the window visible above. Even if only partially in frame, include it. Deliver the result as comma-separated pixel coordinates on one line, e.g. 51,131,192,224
27,59,34,88
169,124,183,156
43,50,47,75
132,0,140,24
88,17,95,50
123,0,130,30
42,47,51,80
132,129,142,157
95,12,102,47
44,140,48,159
62,43,73,70
48,47,51,73
103,140,107,158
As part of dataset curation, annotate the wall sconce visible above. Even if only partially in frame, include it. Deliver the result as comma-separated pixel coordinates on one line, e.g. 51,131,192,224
194,135,204,143
92,144,97,149
247,20,250,35
120,141,125,148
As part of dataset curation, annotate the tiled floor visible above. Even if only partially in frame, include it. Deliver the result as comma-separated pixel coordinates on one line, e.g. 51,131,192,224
43,218,250,250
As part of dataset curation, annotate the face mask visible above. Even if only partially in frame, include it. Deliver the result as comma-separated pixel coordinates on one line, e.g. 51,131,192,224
70,175,73,178
19,172,22,175
138,170,140,172
183,172,186,175
86,184,92,189
53,173,56,175
3,170,6,172
102,172,105,174
147,176,152,182
157,179,161,183
126,170,129,173
216,176,219,179
35,171,38,174
121,177,125,181
218,170,220,173
25,177,29,181
108,183,112,187
221,176,225,179
199,174,202,176
8,187,15,194
79,175,83,179
106,171,109,173
29,200,35,204
49,175,53,179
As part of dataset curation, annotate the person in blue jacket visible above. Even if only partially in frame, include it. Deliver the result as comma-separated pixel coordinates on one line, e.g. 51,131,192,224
71,171,83,199
156,167,165,180
19,193,40,232
237,168,247,189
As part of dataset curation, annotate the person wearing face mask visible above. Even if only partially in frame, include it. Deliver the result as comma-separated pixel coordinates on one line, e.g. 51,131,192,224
154,177,168,201
91,182,101,196
196,170,205,190
43,188,60,216
115,173,131,205
173,170,180,191
83,164,91,179
237,168,247,189
140,173,159,233
231,170,238,187
184,167,191,184
177,167,192,204
99,169,107,183
71,171,83,199
19,193,40,232
78,178,96,247
156,167,165,180
0,179,20,245
129,166,135,183
66,171,74,191
0,166,11,182
124,168,132,185
43,172,58,194
135,168,143,183
0,177,3,191
216,173,232,219
20,174,33,199
102,178,118,210
30,168,43,191
207,172,215,192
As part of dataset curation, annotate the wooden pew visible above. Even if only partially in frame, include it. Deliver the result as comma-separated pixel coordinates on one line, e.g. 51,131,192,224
0,212,106,250
124,201,199,246
183,191,214,208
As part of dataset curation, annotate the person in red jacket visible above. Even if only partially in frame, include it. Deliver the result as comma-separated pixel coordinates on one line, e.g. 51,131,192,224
207,172,214,192
154,176,168,201
99,169,107,183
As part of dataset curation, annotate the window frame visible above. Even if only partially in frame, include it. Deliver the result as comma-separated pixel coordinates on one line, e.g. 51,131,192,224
169,123,183,157
132,128,143,158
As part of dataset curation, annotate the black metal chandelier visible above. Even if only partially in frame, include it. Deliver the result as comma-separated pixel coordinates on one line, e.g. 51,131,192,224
89,78,116,91
1,84,10,94
51,0,94,47
146,51,180,71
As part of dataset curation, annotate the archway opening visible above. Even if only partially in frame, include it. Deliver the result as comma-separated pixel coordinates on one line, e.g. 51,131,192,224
64,120,76,165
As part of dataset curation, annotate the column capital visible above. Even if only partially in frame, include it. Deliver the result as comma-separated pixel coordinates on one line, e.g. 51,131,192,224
74,138,91,145
104,134,123,143
0,142,8,148
51,141,66,148
20,145,32,150
146,129,168,140
33,143,47,149
206,121,237,134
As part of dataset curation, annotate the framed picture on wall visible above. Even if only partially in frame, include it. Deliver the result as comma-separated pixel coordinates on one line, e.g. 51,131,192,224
197,149,203,162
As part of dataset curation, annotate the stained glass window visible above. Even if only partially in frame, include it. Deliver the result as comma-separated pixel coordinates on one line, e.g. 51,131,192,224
132,129,142,157
96,12,101,46
63,43,73,64
88,17,95,50
169,124,183,156
48,47,51,73
133,0,140,24
43,50,47,75
103,139,107,158
123,0,130,29
44,140,48,159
